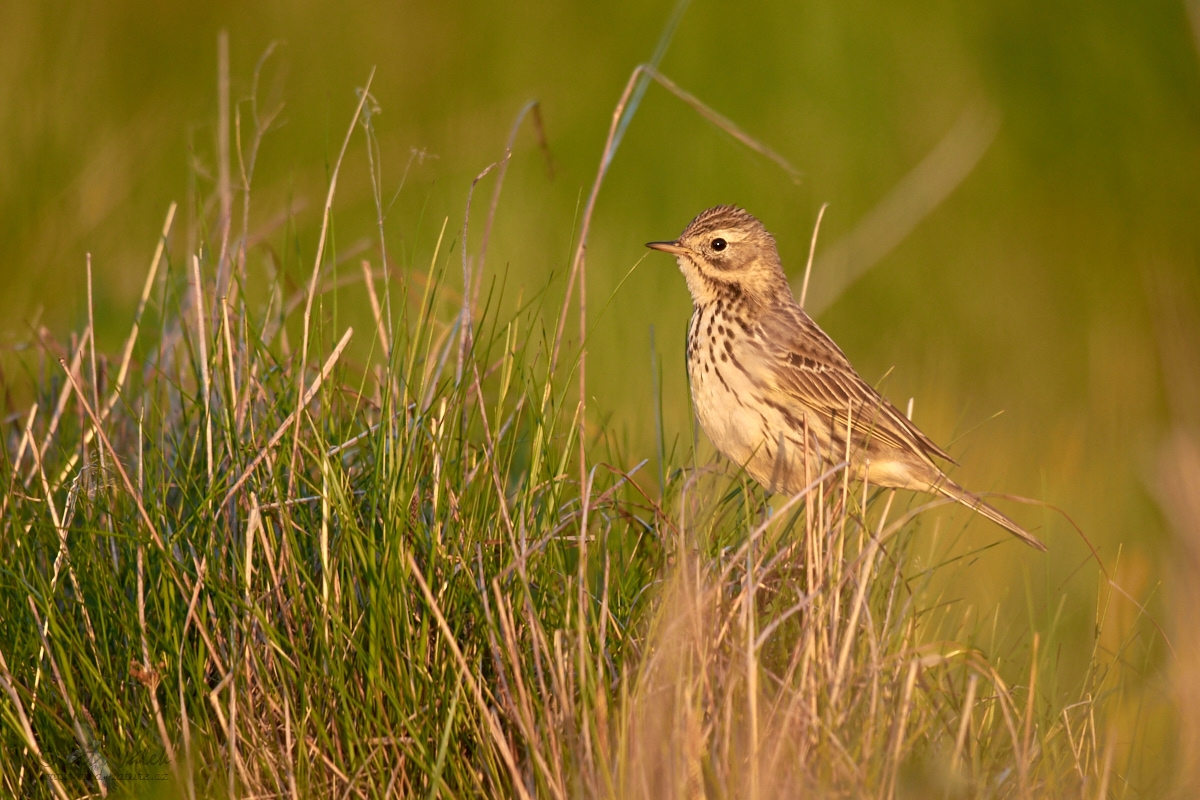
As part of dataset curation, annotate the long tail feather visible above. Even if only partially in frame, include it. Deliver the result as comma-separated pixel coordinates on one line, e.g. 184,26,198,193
934,479,1047,551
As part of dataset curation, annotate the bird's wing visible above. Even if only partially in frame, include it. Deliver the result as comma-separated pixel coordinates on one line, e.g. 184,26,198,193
753,308,956,465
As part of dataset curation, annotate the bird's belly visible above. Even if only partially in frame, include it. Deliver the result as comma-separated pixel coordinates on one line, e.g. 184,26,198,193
689,359,759,464
688,337,811,493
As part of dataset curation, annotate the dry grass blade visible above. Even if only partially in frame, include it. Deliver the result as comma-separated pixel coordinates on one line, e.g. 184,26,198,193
0,645,72,800
405,552,533,800
952,672,980,773
85,256,107,489
26,328,90,487
361,259,390,353
647,69,801,183
136,545,178,780
58,359,171,562
798,202,828,310
829,490,894,707
1,403,38,520
222,326,354,506
108,203,177,414
26,598,109,796
192,254,214,489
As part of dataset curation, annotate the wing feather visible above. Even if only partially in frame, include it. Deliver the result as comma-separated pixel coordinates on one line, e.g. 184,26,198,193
754,307,956,465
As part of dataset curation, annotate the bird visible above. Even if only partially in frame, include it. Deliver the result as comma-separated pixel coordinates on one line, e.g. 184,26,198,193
646,205,1045,550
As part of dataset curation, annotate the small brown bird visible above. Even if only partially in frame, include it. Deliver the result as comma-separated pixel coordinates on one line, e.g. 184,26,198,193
647,205,1045,550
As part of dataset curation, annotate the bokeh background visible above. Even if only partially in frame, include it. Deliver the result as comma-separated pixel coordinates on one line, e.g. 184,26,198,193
3,0,1199,784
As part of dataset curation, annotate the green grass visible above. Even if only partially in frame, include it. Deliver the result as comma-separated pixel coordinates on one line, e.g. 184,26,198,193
0,74,1139,799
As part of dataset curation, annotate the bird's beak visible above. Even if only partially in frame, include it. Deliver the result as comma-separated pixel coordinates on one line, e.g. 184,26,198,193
645,240,689,256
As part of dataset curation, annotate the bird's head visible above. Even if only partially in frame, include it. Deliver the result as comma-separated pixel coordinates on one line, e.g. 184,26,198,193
646,205,791,308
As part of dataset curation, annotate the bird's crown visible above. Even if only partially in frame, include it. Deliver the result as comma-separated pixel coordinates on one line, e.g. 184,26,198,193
679,205,771,244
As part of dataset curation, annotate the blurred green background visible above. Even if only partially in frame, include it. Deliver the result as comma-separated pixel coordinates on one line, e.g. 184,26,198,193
3,0,1199,779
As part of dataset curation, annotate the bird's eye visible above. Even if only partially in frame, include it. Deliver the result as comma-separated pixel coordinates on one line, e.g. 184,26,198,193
711,238,727,251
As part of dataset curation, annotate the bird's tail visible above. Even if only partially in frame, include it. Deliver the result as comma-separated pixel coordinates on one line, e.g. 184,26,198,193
932,478,1047,551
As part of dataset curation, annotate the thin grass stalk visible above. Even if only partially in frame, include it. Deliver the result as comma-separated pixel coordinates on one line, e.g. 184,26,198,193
136,544,179,781
0,644,71,800
28,406,100,673
108,204,176,417
830,491,895,709
320,454,331,639
192,254,214,490
57,356,192,607
227,632,238,799
220,296,239,466
27,328,90,487
406,217,449,410
290,68,375,494
221,327,354,504
1020,633,1040,795
405,551,533,800
26,598,109,795
361,260,390,353
215,30,232,297
952,672,979,776
746,530,760,800
883,659,920,799
234,42,282,301
798,203,828,310
85,255,108,490
1,403,38,520
472,100,552,316
832,402,855,655
457,159,502,386
492,581,566,800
